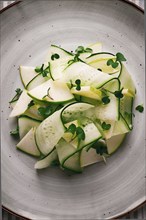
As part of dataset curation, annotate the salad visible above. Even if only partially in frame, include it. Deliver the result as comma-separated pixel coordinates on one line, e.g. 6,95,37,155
9,42,139,173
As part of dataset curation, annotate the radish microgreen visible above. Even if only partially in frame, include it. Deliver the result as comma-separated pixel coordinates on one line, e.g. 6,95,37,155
102,96,110,105
10,126,19,137
101,122,111,130
135,105,144,113
9,88,22,103
51,53,60,60
107,52,126,68
35,63,50,77
75,79,81,91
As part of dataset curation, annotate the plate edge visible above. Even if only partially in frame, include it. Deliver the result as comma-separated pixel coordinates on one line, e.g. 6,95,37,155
1,0,145,219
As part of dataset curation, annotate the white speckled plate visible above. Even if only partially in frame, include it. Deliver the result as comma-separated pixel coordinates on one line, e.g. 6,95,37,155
1,0,145,219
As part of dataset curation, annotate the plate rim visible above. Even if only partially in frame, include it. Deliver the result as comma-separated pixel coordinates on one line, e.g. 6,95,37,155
1,0,145,219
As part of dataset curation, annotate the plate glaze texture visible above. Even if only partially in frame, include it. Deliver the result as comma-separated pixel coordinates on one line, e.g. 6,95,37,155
1,0,145,219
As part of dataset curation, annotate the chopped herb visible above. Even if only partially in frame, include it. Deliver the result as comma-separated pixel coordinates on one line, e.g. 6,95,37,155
114,89,124,99
27,100,35,108
35,63,50,77
102,96,110,105
66,124,76,135
9,88,22,103
91,140,108,156
135,105,144,113
101,122,111,130
10,126,19,137
75,79,81,91
51,53,60,60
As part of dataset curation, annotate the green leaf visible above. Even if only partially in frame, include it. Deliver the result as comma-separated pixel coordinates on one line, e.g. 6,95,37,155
116,52,126,62
66,124,77,135
10,126,19,137
35,63,50,77
91,140,108,156
38,104,63,119
27,100,35,108
102,96,110,105
75,79,81,91
76,127,85,143
51,53,60,60
114,89,123,99
75,46,84,54
85,48,93,53
111,61,119,68
107,59,119,69
135,105,144,113
35,66,41,73
101,122,111,130
9,88,23,103
107,59,114,66
38,106,53,118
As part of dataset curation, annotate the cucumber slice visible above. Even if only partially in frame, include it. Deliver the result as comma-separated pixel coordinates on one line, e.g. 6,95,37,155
119,64,136,96
18,116,41,139
63,61,115,88
61,102,94,124
106,133,126,155
95,94,119,121
19,66,37,88
56,138,82,173
80,96,100,105
17,127,40,157
34,149,58,169
35,109,65,155
80,147,103,167
112,114,130,136
26,74,50,91
56,121,102,172
86,52,121,75
9,90,32,118
28,79,74,103
94,119,115,140
71,86,102,100
79,122,102,148
85,93,119,122
50,57,72,80
45,45,73,62
120,96,133,130
24,104,44,121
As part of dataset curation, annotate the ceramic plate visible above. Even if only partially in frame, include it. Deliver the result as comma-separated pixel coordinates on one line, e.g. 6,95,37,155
1,0,145,219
